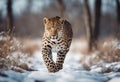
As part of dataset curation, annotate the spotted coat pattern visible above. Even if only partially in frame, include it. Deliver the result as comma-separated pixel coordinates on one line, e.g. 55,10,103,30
42,16,73,72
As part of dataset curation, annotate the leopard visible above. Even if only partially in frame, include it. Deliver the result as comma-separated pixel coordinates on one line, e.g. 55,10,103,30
42,16,73,72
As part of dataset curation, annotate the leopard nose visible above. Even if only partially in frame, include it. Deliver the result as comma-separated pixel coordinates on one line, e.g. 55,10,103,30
51,35,57,39
52,35,56,37
51,35,55,38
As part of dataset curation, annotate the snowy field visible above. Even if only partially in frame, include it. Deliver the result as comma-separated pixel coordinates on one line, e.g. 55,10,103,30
0,50,120,82
0,36,120,82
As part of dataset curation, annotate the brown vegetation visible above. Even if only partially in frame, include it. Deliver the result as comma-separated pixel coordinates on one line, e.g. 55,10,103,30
79,39,120,71
0,32,40,72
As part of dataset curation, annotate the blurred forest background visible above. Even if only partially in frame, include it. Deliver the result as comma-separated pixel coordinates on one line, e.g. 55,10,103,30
0,0,120,51
0,0,120,73
0,1,120,81
0,0,120,52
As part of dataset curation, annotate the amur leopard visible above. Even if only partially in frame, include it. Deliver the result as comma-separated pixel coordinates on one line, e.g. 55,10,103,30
42,16,73,72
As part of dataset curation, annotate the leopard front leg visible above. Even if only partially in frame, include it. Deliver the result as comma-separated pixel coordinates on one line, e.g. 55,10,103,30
56,50,68,70
42,45,58,72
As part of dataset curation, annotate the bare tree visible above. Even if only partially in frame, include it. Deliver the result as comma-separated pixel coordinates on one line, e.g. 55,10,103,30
27,0,32,12
83,0,93,51
92,0,102,49
83,0,102,52
0,10,2,29
57,0,66,17
0,10,3,32
116,0,120,40
0,10,2,24
6,0,14,34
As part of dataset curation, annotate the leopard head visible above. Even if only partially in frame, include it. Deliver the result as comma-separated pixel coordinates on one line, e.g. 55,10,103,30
43,16,64,41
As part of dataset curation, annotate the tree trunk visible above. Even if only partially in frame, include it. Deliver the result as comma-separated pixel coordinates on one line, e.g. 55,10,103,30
57,0,65,17
27,0,32,12
0,10,3,32
83,0,93,51
116,0,120,40
0,10,2,24
7,0,14,34
92,0,102,49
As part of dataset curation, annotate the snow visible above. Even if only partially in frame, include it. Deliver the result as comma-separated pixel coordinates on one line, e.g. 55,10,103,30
0,50,120,82
0,37,120,82
108,77,120,82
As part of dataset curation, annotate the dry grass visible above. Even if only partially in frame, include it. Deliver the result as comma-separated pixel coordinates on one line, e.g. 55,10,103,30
79,39,120,71
97,40,120,62
0,32,40,72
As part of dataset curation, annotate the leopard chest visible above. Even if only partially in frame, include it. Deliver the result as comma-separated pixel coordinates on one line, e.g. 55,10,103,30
51,42,65,52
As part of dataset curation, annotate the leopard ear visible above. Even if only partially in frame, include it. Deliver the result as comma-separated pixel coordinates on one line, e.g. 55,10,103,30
43,17,49,24
55,16,61,19
59,18,65,25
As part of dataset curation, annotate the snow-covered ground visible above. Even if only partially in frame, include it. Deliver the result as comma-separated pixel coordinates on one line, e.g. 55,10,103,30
0,50,120,82
0,35,120,82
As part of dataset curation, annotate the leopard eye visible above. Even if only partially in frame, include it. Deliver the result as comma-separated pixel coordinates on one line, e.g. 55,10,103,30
57,27,61,30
